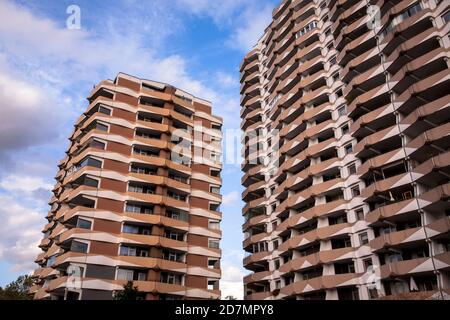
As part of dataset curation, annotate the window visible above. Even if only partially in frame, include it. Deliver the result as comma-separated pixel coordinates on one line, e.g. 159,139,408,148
347,163,357,175
273,239,279,250
208,280,217,290
209,239,220,249
210,169,220,177
344,143,353,155
210,152,220,162
337,105,347,116
166,209,189,221
275,280,281,289
79,157,102,169
368,287,379,299
46,255,57,267
330,56,337,65
209,203,220,212
329,213,348,225
123,225,139,234
210,186,221,194
90,139,106,150
274,259,280,270
208,259,219,269
131,165,157,175
351,185,361,197
208,220,220,230
332,72,339,82
359,232,369,245
163,250,183,262
168,191,186,201
169,173,188,184
363,258,373,272
164,230,184,241
335,262,355,274
355,208,365,221
253,242,268,253
341,123,349,135
117,269,134,281
125,203,153,214
128,184,155,194
84,177,98,188
160,272,183,285
96,122,108,132
272,221,278,230
443,11,450,24
295,21,318,38
71,241,88,253
98,106,111,115
77,218,92,230
120,246,136,257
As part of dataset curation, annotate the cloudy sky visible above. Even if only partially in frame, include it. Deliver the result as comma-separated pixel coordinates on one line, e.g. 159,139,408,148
0,0,279,298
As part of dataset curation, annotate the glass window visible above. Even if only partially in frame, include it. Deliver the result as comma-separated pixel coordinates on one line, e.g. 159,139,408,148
347,163,357,175
443,11,450,23
344,144,353,155
210,186,221,194
337,105,347,116
208,220,220,230
355,208,365,221
84,177,98,188
71,241,88,253
363,258,373,272
120,246,136,256
359,232,369,245
117,269,134,281
208,239,220,249
77,218,92,230
351,185,361,197
79,157,102,169
98,106,111,115
90,139,105,150
341,123,349,135
46,255,57,267
123,225,139,234
96,122,108,131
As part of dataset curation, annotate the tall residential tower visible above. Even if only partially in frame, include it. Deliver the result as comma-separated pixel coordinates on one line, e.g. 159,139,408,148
31,73,223,300
241,0,450,300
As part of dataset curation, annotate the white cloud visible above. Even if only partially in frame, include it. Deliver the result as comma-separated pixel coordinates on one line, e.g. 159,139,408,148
0,195,43,272
216,71,237,88
220,253,246,299
175,0,248,25
228,5,274,52
0,175,53,193
222,191,240,206
176,0,275,52
0,60,66,152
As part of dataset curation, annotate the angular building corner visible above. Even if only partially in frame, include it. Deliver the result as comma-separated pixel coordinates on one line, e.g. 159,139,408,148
241,0,450,300
30,73,224,300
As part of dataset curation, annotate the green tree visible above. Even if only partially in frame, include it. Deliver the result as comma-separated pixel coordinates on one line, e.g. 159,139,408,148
0,275,33,300
113,281,140,300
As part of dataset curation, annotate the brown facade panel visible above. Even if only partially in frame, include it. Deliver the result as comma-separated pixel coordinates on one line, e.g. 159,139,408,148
115,92,138,106
89,241,118,256
100,178,127,193
93,219,121,234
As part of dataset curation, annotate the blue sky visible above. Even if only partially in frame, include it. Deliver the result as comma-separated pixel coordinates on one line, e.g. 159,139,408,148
0,0,278,298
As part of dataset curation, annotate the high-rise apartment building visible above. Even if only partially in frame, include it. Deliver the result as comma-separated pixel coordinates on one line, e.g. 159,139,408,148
241,0,450,300
31,73,223,300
